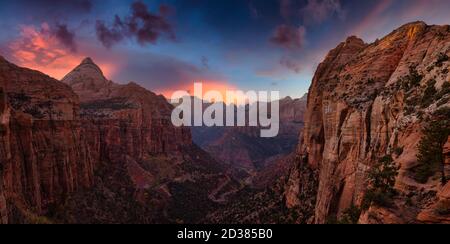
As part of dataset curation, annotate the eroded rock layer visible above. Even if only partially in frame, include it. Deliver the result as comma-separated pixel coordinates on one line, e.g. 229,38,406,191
286,22,450,224
0,56,236,224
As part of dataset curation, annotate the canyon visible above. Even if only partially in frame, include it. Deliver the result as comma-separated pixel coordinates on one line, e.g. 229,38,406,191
192,95,307,185
0,56,240,223
1,21,450,224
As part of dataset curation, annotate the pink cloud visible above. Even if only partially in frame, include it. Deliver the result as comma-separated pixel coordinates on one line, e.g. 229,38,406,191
3,24,115,79
270,25,306,50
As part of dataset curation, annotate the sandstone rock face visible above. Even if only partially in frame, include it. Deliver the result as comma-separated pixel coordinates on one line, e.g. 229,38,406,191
0,81,8,224
0,56,95,223
445,137,450,166
279,95,307,124
62,57,192,159
57,58,237,223
286,22,450,223
0,56,235,223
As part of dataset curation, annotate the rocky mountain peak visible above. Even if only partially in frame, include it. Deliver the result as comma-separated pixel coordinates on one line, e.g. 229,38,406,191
81,57,95,65
344,35,365,45
62,57,114,102
398,20,427,31
281,96,293,102
62,57,110,88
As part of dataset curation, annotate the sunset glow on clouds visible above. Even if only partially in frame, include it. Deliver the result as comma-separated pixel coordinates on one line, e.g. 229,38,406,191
158,80,238,101
5,23,116,79
1,0,450,99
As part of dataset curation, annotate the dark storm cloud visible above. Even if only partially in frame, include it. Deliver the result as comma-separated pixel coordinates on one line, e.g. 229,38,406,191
270,25,306,50
96,17,126,49
52,24,77,52
96,1,175,48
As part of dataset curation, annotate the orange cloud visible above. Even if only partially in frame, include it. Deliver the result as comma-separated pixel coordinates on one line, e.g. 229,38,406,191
6,24,115,80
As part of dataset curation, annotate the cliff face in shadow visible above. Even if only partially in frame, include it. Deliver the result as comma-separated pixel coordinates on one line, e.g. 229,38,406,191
0,56,95,223
0,56,239,224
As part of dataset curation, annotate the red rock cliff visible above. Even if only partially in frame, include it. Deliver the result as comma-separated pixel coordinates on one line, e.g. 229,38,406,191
286,22,450,224
0,56,95,223
0,55,197,223
61,57,192,165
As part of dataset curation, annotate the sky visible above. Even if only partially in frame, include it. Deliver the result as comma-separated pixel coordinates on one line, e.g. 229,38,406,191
1,0,450,99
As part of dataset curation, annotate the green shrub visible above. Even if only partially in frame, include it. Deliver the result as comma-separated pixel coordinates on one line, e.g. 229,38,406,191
404,106,415,116
437,97,450,107
414,108,450,184
401,67,423,91
435,82,450,101
8,92,32,110
421,80,437,108
339,205,362,224
24,106,45,119
326,205,362,225
394,147,404,156
362,155,399,210
81,98,136,110
435,53,449,67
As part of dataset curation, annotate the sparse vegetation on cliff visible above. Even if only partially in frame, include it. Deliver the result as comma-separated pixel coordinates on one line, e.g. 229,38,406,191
327,205,362,224
362,155,399,210
23,106,45,119
413,107,450,184
80,98,137,110
435,52,449,67
400,67,423,92
421,80,438,108
436,82,450,105
8,92,32,110
394,147,404,156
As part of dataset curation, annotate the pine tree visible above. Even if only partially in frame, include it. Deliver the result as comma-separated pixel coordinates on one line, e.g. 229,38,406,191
415,108,450,185
362,155,399,210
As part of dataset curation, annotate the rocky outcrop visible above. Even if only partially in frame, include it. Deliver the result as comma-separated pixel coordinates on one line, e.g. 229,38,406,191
286,22,450,224
0,56,95,223
62,58,192,159
0,80,8,224
279,94,307,124
0,56,237,224
57,58,237,223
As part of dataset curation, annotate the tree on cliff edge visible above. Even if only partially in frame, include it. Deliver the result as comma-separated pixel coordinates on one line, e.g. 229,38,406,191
362,155,399,210
415,107,450,185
